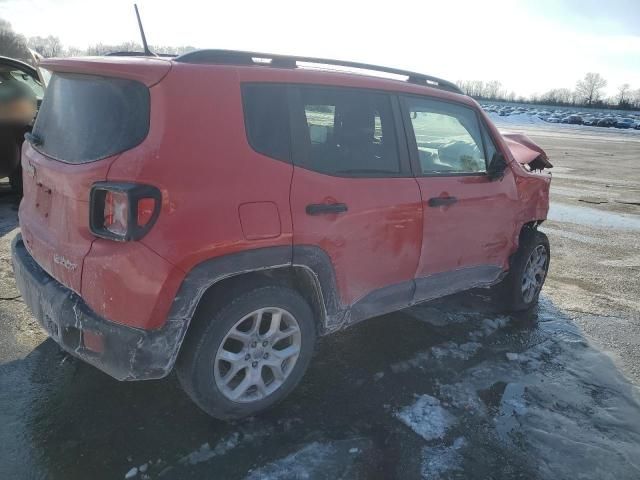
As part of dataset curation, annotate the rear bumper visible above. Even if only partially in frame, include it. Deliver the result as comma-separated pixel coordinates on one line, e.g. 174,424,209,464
11,234,180,380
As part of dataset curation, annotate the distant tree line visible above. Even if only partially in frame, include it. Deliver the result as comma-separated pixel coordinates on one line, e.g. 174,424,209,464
457,73,640,111
0,18,195,63
3,18,638,111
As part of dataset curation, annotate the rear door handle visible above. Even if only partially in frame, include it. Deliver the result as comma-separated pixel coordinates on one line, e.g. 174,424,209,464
428,196,458,207
306,203,348,215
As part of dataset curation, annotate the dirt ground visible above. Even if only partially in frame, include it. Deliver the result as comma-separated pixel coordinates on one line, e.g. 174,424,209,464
1,123,639,480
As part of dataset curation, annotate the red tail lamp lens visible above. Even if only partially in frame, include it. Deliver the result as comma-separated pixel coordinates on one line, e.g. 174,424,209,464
90,183,161,241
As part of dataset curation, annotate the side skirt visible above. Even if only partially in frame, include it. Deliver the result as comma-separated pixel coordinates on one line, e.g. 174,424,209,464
336,265,504,330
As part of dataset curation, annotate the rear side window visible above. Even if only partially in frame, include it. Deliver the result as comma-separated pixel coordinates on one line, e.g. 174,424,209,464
296,86,400,177
242,84,290,162
404,96,487,175
32,73,149,164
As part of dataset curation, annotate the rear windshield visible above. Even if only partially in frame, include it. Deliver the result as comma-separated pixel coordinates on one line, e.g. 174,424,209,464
32,73,149,164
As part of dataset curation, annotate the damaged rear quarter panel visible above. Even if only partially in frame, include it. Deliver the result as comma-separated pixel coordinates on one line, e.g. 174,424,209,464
81,239,184,330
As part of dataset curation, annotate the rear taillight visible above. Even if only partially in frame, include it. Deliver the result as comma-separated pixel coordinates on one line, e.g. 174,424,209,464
90,182,161,241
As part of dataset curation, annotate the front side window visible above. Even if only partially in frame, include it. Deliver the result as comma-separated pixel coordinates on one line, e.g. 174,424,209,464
297,87,400,177
404,97,487,175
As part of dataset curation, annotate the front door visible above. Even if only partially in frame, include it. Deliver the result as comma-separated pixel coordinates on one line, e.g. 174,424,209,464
400,95,519,300
289,85,422,314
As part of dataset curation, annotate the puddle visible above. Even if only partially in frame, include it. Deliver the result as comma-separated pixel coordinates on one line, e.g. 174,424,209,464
548,202,640,230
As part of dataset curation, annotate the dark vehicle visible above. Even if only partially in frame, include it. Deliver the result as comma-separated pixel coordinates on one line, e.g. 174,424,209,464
596,117,616,127
615,118,635,129
563,115,583,125
0,55,44,193
12,50,552,419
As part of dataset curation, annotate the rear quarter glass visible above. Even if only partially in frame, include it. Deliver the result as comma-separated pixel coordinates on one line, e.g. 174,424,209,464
31,72,149,163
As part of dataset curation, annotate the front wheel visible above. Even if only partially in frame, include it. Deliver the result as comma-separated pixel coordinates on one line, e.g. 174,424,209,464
500,229,550,311
176,285,317,420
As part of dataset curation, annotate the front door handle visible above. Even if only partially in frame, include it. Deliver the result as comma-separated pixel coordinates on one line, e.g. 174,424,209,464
306,203,348,215
428,196,458,207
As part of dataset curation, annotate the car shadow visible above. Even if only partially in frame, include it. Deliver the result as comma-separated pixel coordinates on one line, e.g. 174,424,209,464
0,184,19,237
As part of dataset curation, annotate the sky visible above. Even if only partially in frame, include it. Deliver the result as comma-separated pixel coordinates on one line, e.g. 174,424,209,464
1,0,639,98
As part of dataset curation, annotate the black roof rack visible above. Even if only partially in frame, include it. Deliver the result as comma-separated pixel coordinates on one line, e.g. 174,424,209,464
174,49,463,95
106,51,176,57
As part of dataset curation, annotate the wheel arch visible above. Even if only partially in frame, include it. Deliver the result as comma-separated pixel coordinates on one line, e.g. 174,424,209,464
164,245,342,373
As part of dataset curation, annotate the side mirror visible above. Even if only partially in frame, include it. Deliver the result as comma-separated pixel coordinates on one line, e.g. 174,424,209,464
487,152,507,180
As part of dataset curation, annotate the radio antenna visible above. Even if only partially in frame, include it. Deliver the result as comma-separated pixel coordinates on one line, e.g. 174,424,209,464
134,4,155,56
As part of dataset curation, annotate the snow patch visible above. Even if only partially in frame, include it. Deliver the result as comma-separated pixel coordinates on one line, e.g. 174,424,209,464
124,467,138,479
505,340,555,369
390,351,430,373
487,112,547,126
179,433,241,466
421,437,466,479
495,383,527,442
469,316,510,340
431,341,481,361
245,440,366,480
438,382,486,415
395,395,456,441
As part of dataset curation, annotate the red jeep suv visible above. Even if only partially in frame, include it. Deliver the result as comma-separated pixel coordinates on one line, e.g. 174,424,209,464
12,50,552,419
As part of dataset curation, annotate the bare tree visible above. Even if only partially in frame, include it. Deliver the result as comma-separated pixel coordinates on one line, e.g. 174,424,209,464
0,18,32,61
575,72,607,106
65,46,84,57
484,80,502,100
27,35,63,57
617,83,631,105
632,88,640,108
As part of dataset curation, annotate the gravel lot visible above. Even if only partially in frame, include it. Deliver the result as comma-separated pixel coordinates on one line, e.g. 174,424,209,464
1,122,639,480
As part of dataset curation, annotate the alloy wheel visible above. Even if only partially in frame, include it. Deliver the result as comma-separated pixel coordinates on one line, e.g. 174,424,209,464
521,244,548,304
213,307,301,403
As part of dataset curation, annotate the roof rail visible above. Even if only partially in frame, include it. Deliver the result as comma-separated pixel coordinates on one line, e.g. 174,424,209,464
174,49,464,95
105,51,176,57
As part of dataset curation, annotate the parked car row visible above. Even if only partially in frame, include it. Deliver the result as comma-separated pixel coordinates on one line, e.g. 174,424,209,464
482,104,640,129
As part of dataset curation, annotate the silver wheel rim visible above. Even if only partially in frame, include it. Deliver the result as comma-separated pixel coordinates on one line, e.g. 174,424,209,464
521,245,548,304
214,307,301,403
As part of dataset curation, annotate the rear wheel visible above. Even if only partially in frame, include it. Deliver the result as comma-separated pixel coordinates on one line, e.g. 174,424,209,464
499,228,550,311
176,285,316,420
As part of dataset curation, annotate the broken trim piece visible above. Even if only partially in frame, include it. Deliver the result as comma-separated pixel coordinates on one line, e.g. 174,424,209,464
502,133,553,170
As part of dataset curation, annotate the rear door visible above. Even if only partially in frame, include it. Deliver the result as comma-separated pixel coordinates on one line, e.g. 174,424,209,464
289,85,422,310
19,71,151,293
400,95,518,299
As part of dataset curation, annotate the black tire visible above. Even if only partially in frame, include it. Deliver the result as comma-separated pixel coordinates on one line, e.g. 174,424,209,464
176,285,317,420
499,228,550,311
9,165,23,196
